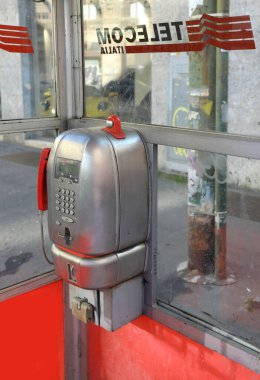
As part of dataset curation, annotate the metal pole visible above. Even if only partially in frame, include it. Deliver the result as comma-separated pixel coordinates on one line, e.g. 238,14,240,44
187,0,217,278
214,0,229,282
63,282,88,380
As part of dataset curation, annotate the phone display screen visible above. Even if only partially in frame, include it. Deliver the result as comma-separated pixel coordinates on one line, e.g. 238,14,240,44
55,157,80,183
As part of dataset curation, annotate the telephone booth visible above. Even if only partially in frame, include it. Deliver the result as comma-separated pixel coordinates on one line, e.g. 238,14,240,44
0,1,260,379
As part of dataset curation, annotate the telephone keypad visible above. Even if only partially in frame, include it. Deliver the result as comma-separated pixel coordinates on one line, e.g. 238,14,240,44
56,186,76,219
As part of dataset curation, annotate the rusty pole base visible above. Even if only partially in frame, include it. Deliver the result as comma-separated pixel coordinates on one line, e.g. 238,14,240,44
177,260,237,286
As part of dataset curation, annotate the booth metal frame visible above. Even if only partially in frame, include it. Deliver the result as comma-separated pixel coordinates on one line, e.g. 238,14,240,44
0,0,259,377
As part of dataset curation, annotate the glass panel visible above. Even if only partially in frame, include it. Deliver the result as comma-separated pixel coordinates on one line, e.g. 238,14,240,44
0,130,57,289
0,0,56,120
83,0,260,136
157,145,260,347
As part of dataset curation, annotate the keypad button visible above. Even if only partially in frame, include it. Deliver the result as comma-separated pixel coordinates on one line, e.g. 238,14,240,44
55,206,60,211
55,200,60,205
56,187,61,192
61,202,65,207
61,208,65,213
65,196,70,202
70,197,75,203
61,189,66,194
70,210,74,216
66,189,70,195
56,194,60,198
65,203,69,208
70,191,75,196
61,195,65,200
65,209,70,214
69,204,74,209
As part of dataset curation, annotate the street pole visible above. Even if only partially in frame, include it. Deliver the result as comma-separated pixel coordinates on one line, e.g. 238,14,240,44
187,0,216,279
214,0,229,282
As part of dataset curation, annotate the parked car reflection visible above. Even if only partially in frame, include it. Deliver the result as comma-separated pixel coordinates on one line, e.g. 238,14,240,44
85,85,114,118
40,85,114,118
103,70,151,124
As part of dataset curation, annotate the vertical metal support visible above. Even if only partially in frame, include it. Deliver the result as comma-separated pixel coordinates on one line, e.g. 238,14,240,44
53,0,68,133
70,0,84,118
63,282,88,380
187,2,217,277
144,144,158,309
55,2,87,374
214,0,229,282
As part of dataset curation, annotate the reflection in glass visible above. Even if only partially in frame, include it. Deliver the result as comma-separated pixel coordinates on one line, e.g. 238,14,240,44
0,0,55,120
0,130,57,289
83,0,260,137
157,145,260,347
83,0,152,123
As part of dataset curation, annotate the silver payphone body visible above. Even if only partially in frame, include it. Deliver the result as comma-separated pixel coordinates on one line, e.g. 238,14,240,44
46,121,150,290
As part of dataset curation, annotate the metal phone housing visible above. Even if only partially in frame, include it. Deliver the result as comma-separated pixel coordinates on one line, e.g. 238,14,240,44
47,126,150,289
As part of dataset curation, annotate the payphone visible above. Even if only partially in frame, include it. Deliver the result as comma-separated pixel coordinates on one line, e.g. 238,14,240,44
37,115,150,291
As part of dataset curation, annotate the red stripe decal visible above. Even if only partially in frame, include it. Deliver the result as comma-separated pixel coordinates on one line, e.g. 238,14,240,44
0,24,33,53
0,43,34,53
186,19,201,26
0,36,33,45
125,42,205,54
125,38,255,54
0,30,30,38
187,20,253,33
0,24,29,31
206,38,256,50
201,13,250,23
188,29,254,42
186,14,251,26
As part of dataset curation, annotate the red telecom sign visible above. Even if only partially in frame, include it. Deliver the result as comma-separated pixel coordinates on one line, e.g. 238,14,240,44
0,24,34,53
124,14,256,54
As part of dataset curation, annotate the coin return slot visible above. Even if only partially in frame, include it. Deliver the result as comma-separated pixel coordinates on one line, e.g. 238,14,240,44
65,227,72,246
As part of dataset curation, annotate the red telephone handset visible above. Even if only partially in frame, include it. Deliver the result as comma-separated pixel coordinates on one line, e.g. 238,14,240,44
37,148,51,211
